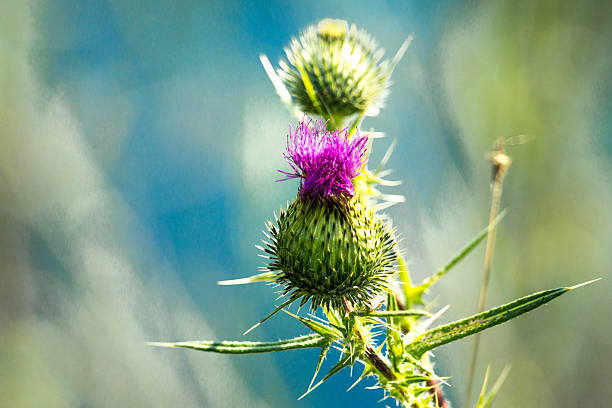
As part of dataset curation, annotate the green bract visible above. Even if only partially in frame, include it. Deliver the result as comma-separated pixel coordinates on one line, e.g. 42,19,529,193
278,19,391,124
262,194,397,310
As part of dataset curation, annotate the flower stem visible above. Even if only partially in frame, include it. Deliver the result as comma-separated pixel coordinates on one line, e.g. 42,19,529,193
342,298,403,390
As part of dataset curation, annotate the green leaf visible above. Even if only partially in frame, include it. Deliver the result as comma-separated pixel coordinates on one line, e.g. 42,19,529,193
476,365,491,407
355,310,432,318
420,210,507,290
397,255,421,308
385,292,403,369
405,281,597,358
476,366,511,408
243,297,296,335
347,365,374,392
282,309,343,340
402,351,439,381
373,138,397,175
299,354,352,400
394,374,433,388
147,333,327,354
217,271,277,286
323,306,344,329
307,341,332,391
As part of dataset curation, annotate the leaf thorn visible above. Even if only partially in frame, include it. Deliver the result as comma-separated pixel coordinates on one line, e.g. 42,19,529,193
568,278,600,290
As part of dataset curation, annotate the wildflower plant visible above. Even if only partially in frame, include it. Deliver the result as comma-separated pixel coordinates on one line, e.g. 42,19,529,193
264,120,397,314
150,19,595,407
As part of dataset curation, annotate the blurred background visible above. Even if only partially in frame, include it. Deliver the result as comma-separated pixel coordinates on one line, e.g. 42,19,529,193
1,0,610,407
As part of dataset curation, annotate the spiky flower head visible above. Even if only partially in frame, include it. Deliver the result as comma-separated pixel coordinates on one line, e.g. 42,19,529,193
278,19,392,124
262,118,397,311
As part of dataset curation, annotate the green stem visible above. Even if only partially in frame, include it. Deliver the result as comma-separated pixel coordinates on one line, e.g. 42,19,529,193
342,299,412,406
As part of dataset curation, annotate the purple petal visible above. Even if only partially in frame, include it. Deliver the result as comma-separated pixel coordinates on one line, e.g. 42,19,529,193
279,117,368,198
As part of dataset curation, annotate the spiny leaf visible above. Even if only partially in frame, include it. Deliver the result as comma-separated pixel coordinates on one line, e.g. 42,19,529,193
308,341,332,391
347,365,374,392
217,271,277,286
282,309,343,339
147,333,327,354
401,352,442,384
323,306,344,328
405,280,597,358
420,210,508,290
385,292,403,369
299,354,352,399
405,305,450,343
243,297,296,335
397,255,420,309
393,374,432,388
374,138,397,175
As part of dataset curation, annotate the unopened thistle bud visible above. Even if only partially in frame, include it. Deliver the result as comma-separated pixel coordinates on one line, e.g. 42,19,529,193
263,119,397,310
278,19,393,125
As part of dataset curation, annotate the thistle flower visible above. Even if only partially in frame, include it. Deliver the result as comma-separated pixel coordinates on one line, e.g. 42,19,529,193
280,119,368,198
262,119,397,311
278,19,394,125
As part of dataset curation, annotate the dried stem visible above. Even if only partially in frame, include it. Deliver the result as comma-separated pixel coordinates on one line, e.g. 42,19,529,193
464,139,511,407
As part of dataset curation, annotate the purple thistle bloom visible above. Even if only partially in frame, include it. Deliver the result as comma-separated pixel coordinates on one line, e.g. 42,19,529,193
280,118,368,198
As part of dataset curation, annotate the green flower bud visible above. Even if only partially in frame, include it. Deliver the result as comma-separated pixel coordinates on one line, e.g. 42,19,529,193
278,19,393,124
263,194,397,311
